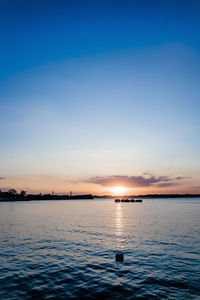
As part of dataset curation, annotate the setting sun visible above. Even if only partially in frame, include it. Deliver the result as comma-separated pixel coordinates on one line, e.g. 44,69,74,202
109,186,128,196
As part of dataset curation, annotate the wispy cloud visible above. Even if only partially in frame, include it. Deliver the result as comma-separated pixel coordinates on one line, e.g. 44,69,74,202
156,182,177,188
85,174,188,188
175,176,190,180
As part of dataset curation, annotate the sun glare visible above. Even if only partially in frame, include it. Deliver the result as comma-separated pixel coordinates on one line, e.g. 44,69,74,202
109,186,127,196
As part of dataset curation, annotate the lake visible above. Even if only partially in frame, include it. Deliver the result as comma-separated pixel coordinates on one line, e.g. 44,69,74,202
0,198,200,299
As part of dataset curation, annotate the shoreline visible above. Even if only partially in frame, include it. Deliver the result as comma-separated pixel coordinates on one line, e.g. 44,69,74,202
0,194,200,202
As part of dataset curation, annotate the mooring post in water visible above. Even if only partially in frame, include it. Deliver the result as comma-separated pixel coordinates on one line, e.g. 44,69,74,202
115,253,124,262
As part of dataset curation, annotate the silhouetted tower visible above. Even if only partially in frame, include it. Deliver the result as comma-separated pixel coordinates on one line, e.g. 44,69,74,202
70,191,72,197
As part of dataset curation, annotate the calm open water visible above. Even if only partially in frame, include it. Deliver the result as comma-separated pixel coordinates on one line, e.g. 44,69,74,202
0,198,200,299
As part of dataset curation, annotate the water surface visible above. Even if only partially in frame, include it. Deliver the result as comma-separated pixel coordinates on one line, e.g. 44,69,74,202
0,198,200,299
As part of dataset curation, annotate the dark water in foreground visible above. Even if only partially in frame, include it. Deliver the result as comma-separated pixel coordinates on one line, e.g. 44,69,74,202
0,198,200,299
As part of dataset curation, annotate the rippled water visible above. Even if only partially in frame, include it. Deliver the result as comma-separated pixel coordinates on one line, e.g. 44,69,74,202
0,198,200,299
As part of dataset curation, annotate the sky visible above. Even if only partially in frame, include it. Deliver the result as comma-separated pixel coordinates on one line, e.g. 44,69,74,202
0,0,200,195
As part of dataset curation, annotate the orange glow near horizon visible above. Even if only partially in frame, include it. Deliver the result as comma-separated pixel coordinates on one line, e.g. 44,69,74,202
108,186,129,196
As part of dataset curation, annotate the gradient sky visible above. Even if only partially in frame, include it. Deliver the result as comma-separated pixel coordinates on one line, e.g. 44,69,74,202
0,0,200,194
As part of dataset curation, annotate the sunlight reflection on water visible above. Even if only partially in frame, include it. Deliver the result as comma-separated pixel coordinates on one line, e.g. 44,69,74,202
115,203,125,253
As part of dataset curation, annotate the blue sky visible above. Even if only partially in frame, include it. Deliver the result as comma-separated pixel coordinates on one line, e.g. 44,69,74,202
0,0,200,194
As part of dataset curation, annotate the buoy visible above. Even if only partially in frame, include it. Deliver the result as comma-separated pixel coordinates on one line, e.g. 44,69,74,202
115,253,124,262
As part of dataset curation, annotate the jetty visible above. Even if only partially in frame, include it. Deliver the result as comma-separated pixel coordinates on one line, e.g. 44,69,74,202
115,198,143,203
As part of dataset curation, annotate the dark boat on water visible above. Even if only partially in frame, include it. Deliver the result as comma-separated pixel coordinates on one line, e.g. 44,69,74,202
115,199,121,202
115,198,143,203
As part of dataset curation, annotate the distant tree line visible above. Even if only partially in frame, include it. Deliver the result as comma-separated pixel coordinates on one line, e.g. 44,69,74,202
0,189,93,201
135,194,200,198
95,194,200,198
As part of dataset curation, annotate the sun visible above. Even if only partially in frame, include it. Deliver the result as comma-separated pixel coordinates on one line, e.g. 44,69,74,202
109,186,127,196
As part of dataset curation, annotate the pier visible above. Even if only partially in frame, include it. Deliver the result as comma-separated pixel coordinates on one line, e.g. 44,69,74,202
115,199,143,203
